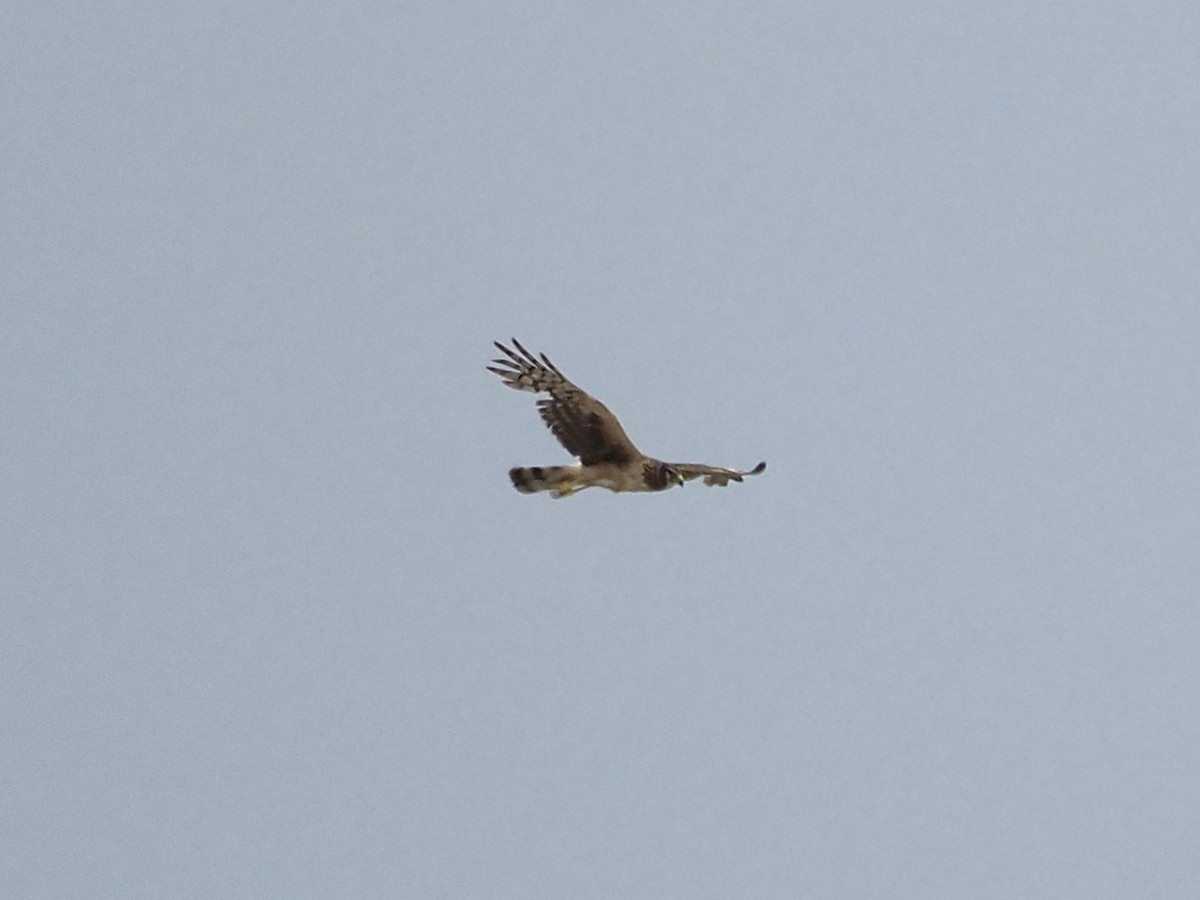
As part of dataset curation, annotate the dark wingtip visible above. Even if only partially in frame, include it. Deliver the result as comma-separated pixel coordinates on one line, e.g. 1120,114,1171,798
490,340,527,370
749,461,766,475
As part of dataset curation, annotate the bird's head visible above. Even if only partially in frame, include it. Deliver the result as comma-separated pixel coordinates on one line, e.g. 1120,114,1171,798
646,461,685,490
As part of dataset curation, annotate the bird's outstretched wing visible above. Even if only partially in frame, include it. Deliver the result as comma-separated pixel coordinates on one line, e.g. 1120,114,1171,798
487,339,644,466
672,461,767,487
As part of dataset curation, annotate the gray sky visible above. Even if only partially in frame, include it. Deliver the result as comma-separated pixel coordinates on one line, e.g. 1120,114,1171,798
5,3,1199,897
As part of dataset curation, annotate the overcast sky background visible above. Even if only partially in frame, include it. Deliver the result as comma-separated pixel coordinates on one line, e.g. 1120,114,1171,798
5,3,1199,898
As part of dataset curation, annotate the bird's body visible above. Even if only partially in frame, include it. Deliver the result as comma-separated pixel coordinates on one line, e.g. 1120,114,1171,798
487,339,765,497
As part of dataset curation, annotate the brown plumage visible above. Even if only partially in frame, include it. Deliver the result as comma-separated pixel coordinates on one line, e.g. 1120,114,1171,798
487,339,765,497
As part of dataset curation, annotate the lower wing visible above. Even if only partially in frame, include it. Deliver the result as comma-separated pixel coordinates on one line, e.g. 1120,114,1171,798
674,461,766,487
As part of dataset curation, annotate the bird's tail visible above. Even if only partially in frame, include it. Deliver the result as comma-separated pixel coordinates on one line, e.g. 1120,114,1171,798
508,465,581,496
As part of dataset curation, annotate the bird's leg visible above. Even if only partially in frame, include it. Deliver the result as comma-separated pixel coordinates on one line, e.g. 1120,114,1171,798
553,481,597,498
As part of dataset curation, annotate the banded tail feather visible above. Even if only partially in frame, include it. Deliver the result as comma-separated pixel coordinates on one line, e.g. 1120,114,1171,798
508,465,580,495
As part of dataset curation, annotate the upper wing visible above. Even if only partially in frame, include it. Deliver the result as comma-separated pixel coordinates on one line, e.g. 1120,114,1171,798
673,461,767,487
487,339,644,465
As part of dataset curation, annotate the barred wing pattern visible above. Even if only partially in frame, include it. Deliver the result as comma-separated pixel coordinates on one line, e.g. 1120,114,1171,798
487,339,642,466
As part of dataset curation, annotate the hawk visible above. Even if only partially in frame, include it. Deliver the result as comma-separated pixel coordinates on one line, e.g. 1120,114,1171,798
488,338,766,497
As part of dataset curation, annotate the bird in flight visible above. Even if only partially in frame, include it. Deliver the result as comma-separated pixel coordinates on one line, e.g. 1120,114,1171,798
488,339,766,497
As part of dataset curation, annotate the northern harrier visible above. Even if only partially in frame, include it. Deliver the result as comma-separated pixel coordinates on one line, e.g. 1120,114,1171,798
488,339,766,497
